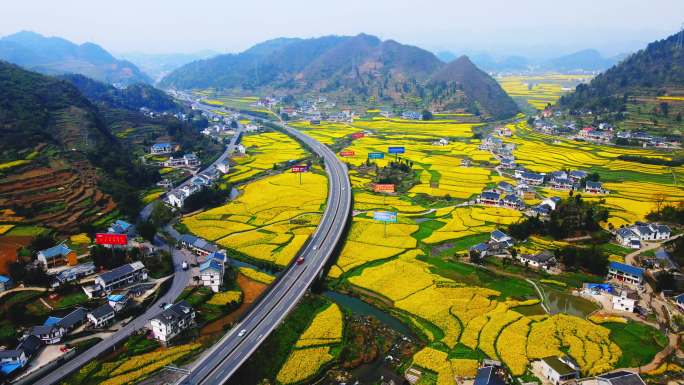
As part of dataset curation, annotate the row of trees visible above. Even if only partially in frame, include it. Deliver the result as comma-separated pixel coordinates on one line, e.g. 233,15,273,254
508,194,609,240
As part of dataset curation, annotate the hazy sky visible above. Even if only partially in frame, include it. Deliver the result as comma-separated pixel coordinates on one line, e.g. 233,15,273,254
2,0,683,57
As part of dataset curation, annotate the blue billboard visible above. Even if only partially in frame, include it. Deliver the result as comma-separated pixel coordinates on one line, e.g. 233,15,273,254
368,152,385,159
373,211,398,223
388,146,405,154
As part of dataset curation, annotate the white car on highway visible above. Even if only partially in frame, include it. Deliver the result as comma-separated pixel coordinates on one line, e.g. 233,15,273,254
238,329,247,337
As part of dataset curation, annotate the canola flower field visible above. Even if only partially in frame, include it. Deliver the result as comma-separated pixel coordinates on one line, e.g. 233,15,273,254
173,105,674,383
497,73,593,110
276,303,344,384
183,169,327,267
224,131,308,184
293,117,675,380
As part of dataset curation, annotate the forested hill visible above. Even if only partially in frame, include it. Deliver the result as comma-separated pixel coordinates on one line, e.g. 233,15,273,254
60,74,177,112
160,34,519,119
0,61,201,232
0,31,151,86
559,31,684,112
429,56,519,119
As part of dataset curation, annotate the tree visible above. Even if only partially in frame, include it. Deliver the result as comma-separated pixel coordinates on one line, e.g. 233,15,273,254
421,109,433,121
652,193,668,215
137,220,157,242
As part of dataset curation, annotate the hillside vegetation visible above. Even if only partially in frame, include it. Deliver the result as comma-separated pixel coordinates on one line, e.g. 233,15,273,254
61,74,177,111
0,61,218,232
161,34,519,119
559,31,684,132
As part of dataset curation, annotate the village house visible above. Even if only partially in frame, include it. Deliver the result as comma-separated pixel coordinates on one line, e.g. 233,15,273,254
473,365,506,385
17,335,42,362
568,170,587,181
496,181,515,194
0,275,12,292
502,194,524,210
87,304,116,328
632,223,671,241
108,219,135,236
401,111,421,120
216,159,230,174
550,176,574,190
54,307,87,332
150,142,174,155
107,294,129,312
518,171,545,186
461,158,472,167
480,136,503,151
149,301,195,343
517,250,556,270
538,355,579,385
616,228,641,249
607,262,644,285
500,157,516,169
612,288,638,312
199,254,225,292
0,350,27,376
616,223,671,247
49,263,96,288
179,234,220,256
28,325,65,344
532,196,561,217
37,243,77,268
585,181,605,194
166,189,188,208
163,153,200,168
595,371,646,385
490,230,513,248
432,138,449,146
83,261,148,298
469,243,491,259
478,191,501,206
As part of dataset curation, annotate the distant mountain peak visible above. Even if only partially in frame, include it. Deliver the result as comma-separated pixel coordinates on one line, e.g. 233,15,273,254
0,31,151,85
161,34,518,119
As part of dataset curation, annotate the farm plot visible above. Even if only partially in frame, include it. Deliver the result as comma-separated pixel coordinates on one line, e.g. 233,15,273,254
276,303,344,384
224,131,308,184
347,251,623,377
183,171,327,266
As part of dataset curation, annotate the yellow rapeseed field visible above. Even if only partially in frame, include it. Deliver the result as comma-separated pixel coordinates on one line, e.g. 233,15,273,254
276,347,334,384
295,303,344,347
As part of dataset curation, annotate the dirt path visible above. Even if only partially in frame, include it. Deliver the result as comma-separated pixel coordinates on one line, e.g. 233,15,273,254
0,286,46,298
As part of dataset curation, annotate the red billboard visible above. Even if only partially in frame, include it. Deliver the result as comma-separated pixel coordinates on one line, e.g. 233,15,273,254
351,132,365,139
291,165,308,173
373,184,395,193
339,150,355,157
96,233,128,245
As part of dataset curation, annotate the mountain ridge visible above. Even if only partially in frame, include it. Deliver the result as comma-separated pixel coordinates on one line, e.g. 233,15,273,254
0,31,151,85
160,34,518,119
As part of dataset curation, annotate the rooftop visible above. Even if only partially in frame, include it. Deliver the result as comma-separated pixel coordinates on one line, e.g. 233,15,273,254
609,261,644,278
542,356,577,376
38,243,72,260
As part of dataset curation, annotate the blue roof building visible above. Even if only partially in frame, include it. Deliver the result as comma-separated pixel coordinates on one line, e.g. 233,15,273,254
474,366,506,385
108,220,134,235
36,244,73,267
608,262,645,285
0,275,11,292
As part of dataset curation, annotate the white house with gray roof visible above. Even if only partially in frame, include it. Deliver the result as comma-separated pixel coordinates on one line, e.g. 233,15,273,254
83,262,147,298
149,301,195,343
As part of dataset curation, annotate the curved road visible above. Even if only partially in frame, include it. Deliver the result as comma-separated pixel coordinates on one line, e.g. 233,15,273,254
32,238,191,385
179,121,352,385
